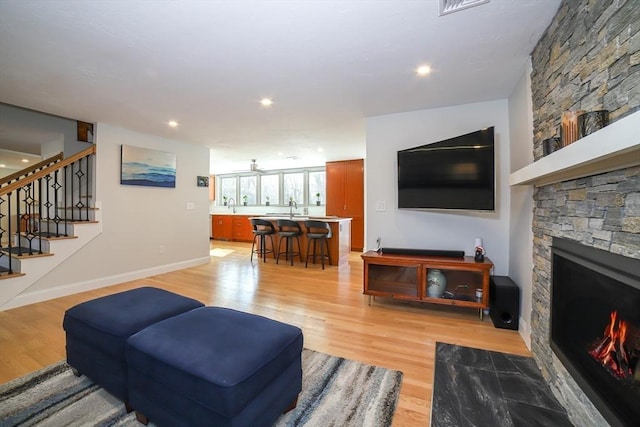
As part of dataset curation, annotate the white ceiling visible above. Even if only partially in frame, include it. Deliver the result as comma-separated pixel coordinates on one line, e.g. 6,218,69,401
0,0,561,174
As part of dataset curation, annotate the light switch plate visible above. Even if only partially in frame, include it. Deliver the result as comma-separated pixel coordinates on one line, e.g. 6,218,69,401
186,202,195,210
375,200,386,212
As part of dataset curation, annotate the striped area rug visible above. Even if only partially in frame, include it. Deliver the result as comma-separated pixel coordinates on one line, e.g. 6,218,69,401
1,349,402,427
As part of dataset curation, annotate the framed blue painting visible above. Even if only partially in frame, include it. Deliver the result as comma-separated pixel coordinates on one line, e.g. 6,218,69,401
120,145,176,188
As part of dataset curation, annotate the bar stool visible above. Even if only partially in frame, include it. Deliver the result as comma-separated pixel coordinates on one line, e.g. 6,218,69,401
276,219,303,266
250,219,276,262
304,220,332,269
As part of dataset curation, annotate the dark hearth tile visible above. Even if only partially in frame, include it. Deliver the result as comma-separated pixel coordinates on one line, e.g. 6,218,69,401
506,401,573,427
436,342,493,370
432,362,512,427
490,351,542,379
497,371,566,413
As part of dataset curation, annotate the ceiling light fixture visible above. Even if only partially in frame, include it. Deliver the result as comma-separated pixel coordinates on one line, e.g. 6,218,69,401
416,65,431,76
22,159,29,163
0,164,5,168
260,98,273,107
168,120,179,128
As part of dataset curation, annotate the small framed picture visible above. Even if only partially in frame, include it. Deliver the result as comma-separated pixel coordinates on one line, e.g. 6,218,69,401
197,176,209,187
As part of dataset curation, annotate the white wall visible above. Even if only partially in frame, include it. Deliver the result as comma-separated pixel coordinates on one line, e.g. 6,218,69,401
365,100,511,275
26,123,211,294
507,61,535,348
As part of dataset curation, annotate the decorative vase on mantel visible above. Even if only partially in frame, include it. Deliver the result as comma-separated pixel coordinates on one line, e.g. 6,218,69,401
427,269,447,298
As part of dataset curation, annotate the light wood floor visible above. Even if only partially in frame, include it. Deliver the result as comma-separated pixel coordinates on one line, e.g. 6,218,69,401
0,241,531,426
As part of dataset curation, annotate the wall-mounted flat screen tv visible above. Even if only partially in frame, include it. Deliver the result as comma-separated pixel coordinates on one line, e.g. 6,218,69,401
397,127,495,211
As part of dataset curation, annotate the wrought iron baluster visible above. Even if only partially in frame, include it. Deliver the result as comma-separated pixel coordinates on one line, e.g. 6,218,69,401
85,156,90,221
16,187,23,256
0,194,9,274
63,166,70,234
37,177,43,242
3,194,13,273
22,182,37,255
44,174,53,236
53,169,66,237
74,159,86,221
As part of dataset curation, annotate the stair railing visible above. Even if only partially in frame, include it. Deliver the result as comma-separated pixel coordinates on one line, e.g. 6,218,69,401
0,145,96,276
0,152,63,187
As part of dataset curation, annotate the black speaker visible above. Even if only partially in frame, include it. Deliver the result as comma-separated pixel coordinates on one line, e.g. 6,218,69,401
489,276,520,330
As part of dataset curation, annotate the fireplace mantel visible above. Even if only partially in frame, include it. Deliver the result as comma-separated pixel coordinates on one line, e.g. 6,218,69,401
510,110,639,187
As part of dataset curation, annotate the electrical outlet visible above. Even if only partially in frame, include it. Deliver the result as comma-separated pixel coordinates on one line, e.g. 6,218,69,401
375,200,386,212
159,245,165,254
186,202,195,210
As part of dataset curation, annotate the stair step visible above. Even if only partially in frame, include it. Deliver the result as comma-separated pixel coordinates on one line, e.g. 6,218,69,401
42,219,99,224
0,247,53,258
18,232,77,240
0,268,25,280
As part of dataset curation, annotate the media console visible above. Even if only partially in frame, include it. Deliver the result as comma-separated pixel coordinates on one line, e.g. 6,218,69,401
361,250,494,319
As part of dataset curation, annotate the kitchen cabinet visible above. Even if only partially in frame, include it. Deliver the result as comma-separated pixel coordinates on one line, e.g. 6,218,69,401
326,159,364,251
211,215,253,242
211,215,232,240
232,215,254,242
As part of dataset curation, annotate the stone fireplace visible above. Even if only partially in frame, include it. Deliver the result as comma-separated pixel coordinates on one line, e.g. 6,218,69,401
527,1,640,425
550,237,640,426
530,163,639,426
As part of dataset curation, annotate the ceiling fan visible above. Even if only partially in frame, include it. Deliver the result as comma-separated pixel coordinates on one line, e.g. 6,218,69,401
234,159,266,174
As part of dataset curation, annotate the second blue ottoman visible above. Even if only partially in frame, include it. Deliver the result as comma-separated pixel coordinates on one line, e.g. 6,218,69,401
126,306,304,427
63,286,204,404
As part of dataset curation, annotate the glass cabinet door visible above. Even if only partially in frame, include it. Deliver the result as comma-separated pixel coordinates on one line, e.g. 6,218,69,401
367,263,419,298
424,267,484,304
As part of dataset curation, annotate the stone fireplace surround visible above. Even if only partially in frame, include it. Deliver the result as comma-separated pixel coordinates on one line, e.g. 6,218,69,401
514,112,639,427
524,1,639,425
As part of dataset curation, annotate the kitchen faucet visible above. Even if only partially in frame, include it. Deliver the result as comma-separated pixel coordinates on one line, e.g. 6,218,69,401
289,200,297,218
227,198,236,214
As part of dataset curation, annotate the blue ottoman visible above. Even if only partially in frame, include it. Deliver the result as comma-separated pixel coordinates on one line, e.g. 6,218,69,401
126,307,303,427
63,287,204,404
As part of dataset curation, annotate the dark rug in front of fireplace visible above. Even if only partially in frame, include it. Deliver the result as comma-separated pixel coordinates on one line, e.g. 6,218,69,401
431,342,574,427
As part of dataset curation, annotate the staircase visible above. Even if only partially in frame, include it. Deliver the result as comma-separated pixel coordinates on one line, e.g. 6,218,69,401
0,146,101,307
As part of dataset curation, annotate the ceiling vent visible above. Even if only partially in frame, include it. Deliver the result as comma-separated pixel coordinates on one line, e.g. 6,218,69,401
439,0,490,16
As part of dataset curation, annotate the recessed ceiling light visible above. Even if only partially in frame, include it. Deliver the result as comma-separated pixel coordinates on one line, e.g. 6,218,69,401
0,164,5,168
168,120,179,128
260,98,273,107
22,159,29,163
416,65,431,76
317,147,324,153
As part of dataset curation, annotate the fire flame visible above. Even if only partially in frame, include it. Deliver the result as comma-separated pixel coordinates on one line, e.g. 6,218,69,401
589,311,633,379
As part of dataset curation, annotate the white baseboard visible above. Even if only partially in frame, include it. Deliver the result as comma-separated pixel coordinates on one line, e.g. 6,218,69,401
519,317,532,350
1,256,210,310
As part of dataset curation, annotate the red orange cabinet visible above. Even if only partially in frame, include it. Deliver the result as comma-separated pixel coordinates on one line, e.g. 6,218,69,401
211,215,253,242
326,159,364,251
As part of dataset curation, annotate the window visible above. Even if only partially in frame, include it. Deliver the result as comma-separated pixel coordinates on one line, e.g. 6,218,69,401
216,167,325,206
220,177,236,205
239,176,257,205
309,171,326,205
260,174,279,205
283,172,304,204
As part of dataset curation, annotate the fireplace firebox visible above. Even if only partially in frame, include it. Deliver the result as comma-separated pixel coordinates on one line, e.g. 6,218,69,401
551,238,640,427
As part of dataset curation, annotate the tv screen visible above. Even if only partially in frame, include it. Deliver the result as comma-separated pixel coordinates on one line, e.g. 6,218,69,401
397,127,495,211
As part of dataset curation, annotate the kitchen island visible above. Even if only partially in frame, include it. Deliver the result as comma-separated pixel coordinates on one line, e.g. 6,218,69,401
211,214,351,266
